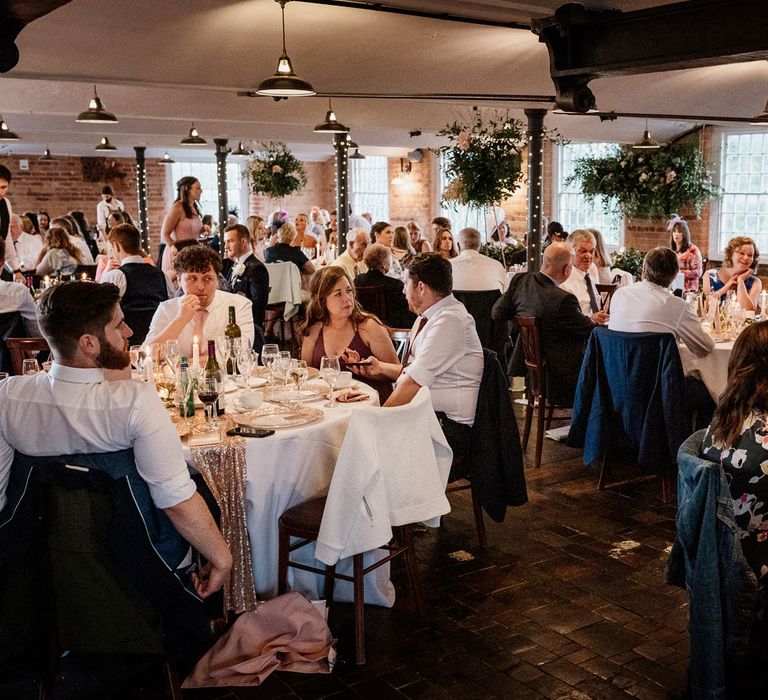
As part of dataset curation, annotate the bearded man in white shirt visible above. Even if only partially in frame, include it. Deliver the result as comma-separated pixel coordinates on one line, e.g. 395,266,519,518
0,280,232,598
560,229,609,324
450,227,506,291
145,244,254,359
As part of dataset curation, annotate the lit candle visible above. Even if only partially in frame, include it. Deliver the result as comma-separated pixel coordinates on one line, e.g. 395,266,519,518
143,345,154,384
43,276,50,288
192,336,200,371
81,272,88,280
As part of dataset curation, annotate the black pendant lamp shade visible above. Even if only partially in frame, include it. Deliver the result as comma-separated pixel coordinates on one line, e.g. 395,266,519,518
256,1,315,98
231,141,253,156
160,151,175,164
314,99,349,134
181,124,207,145
632,122,661,150
76,86,118,123
0,116,19,140
95,136,117,151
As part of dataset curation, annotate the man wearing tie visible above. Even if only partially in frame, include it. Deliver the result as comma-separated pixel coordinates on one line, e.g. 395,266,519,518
349,253,483,458
221,224,269,328
560,229,610,324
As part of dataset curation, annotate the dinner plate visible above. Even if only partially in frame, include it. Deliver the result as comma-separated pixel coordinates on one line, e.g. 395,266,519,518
252,366,320,380
267,387,324,403
234,405,324,430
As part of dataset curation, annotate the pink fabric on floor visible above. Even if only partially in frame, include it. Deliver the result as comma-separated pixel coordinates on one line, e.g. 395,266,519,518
182,593,333,687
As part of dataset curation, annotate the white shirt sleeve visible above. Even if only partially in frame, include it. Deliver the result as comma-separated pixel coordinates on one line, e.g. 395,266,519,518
677,303,715,358
404,313,465,389
4,232,19,273
100,268,127,297
145,299,176,345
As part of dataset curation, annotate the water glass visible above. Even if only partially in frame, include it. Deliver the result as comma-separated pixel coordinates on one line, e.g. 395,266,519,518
320,355,341,408
262,343,280,384
22,358,39,376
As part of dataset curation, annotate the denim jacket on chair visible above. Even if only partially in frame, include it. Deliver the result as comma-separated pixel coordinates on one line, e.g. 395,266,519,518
665,431,758,700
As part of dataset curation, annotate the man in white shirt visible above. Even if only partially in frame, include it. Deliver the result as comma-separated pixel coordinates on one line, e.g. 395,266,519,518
609,247,715,358
332,229,369,279
96,185,124,236
450,227,506,291
146,244,254,359
6,214,43,271
0,280,231,598
0,246,40,336
351,253,483,457
560,229,609,323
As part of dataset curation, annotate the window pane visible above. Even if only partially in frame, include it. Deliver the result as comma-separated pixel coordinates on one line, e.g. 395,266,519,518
349,157,389,224
169,161,243,223
438,152,487,235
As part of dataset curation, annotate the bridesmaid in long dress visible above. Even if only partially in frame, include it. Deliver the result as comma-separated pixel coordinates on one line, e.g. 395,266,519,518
160,176,203,272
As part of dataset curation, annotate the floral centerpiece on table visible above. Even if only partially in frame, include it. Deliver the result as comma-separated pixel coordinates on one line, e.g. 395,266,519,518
244,141,307,199
479,240,524,267
610,247,645,280
566,140,720,220
437,109,527,208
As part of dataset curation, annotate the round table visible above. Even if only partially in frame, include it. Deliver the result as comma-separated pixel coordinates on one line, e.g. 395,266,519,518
679,339,733,401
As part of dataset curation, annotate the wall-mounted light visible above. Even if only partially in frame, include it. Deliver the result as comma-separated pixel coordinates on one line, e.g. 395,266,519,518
391,158,412,185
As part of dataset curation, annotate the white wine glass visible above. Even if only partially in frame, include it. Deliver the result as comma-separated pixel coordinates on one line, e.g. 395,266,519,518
262,344,280,385
320,355,341,408
129,345,142,377
162,339,180,375
289,360,308,399
237,341,257,389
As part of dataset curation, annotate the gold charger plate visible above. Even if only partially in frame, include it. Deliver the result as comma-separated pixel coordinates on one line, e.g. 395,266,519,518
234,405,324,430
252,366,320,379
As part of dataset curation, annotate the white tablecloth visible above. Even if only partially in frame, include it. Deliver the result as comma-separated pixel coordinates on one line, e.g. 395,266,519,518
679,340,733,401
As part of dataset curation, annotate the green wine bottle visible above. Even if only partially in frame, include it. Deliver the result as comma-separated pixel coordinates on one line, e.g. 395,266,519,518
206,339,225,415
225,305,241,375
177,356,195,417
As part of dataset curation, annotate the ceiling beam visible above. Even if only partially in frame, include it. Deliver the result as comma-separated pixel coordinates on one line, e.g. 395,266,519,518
533,0,768,113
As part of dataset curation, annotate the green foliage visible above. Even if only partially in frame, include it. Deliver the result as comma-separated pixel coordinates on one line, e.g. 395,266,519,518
437,110,527,208
244,142,308,199
479,240,523,268
610,247,645,279
566,140,720,220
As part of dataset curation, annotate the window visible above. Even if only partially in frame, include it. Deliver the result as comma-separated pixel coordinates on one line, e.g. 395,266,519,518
438,152,487,236
169,161,244,223
716,131,768,256
349,156,389,222
557,142,623,246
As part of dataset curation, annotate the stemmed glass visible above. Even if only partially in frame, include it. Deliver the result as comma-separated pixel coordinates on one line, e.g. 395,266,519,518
237,340,257,389
129,344,142,378
197,369,223,430
289,360,308,400
262,344,280,386
278,351,292,386
22,358,39,376
162,340,180,374
320,355,341,408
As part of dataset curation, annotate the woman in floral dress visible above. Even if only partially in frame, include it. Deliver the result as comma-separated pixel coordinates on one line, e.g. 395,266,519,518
667,215,702,292
701,321,768,692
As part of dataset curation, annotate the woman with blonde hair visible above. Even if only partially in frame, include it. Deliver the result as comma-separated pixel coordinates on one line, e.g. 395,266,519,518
291,212,317,254
392,226,415,263
703,235,762,309
587,228,612,284
246,214,268,260
35,226,82,277
407,220,430,253
300,266,399,402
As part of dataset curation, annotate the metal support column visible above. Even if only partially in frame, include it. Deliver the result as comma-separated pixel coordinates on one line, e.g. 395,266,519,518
133,146,149,251
214,138,229,255
524,109,546,273
333,133,350,255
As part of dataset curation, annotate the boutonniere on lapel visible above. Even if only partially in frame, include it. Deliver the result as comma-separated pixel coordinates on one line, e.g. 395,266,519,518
232,262,246,279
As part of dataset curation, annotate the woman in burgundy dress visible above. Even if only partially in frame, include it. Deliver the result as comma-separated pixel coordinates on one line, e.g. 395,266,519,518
300,266,399,402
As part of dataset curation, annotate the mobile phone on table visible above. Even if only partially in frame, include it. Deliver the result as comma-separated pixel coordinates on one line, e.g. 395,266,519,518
226,426,275,438
343,360,372,367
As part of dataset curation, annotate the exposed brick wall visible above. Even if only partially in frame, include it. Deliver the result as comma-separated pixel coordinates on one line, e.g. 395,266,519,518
387,151,438,233
0,154,168,251
623,126,713,255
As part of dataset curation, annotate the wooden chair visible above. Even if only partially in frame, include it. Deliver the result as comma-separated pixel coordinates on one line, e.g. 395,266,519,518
515,316,569,469
595,283,618,312
277,501,424,665
7,337,50,375
445,465,487,547
355,285,387,321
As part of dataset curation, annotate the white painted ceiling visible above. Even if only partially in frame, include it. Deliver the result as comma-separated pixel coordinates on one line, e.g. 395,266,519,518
1,0,766,161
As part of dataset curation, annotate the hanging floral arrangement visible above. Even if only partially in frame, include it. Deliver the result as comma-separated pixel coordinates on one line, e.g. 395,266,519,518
436,109,528,208
244,141,307,199
566,140,720,220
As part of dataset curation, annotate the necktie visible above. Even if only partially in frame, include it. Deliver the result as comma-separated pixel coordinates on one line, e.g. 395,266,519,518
192,309,208,355
585,273,600,313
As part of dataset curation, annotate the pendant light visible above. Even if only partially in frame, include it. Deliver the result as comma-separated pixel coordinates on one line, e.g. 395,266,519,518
349,147,366,160
180,124,207,145
750,100,768,125
40,146,54,160
632,121,661,150
0,115,19,140
160,151,175,164
314,99,349,134
76,85,118,123
95,136,117,151
231,141,253,156
256,0,315,98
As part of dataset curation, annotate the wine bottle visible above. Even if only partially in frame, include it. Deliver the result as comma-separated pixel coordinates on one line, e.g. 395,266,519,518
225,305,241,375
177,356,195,417
206,339,225,415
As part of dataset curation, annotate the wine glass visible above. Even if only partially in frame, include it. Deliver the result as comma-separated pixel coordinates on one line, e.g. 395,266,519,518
197,369,223,430
262,344,280,385
278,351,292,386
237,341,257,389
22,358,39,376
162,340,180,375
320,355,341,408
289,360,308,399
129,345,142,377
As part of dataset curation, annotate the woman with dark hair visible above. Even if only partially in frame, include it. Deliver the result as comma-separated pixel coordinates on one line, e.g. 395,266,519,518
668,215,702,292
69,210,99,260
432,228,457,260
392,226,414,263
300,266,399,402
700,321,768,692
23,211,40,235
703,235,761,309
37,210,50,234
160,176,203,273
35,226,82,277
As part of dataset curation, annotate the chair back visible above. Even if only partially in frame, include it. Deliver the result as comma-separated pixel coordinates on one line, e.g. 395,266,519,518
515,315,545,398
0,311,24,373
7,337,50,375
266,261,302,320
389,328,411,364
453,289,505,359
595,283,618,312
355,285,386,321
610,268,634,287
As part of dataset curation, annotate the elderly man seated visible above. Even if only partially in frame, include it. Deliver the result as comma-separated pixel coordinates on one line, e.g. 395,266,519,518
146,245,254,359
332,229,369,279
5,214,42,272
450,227,506,292
560,229,609,323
